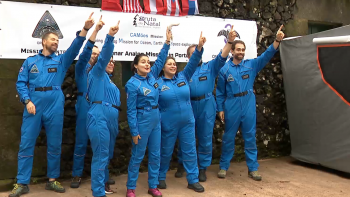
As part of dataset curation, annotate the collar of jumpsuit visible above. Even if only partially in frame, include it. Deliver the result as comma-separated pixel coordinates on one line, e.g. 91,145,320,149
161,74,177,81
229,57,245,67
134,72,151,80
38,49,57,58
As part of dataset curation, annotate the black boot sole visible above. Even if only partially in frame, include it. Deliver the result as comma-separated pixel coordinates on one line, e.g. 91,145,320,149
70,183,80,188
187,185,204,193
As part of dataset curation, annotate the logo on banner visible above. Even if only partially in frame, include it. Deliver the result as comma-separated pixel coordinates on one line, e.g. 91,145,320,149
143,87,151,96
30,65,39,73
32,10,63,39
217,24,240,44
133,14,160,28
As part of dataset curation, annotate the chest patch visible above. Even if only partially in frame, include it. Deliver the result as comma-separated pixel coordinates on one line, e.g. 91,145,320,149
189,78,193,83
177,81,186,87
30,65,39,73
153,82,159,89
199,76,207,81
242,74,249,79
161,85,170,91
143,87,151,96
48,67,57,73
227,74,234,82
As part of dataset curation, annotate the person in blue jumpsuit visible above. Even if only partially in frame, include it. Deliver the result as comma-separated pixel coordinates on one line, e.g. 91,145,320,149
10,13,95,197
157,32,205,192
86,21,121,197
216,25,285,180
175,25,237,182
70,16,102,189
125,27,172,197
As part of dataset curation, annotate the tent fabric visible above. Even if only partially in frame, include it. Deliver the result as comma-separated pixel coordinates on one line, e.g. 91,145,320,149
280,25,350,173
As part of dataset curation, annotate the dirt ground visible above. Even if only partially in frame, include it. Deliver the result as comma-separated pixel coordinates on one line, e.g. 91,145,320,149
1,157,350,197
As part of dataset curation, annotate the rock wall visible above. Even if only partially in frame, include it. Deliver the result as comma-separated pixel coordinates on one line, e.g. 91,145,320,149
0,0,297,190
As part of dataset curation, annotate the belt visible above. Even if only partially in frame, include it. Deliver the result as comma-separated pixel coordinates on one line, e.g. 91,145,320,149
137,105,158,110
233,91,248,97
191,92,213,101
34,86,61,91
92,101,122,111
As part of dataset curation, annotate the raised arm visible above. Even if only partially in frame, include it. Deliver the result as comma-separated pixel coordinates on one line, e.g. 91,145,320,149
150,27,172,77
211,25,237,77
182,32,205,81
254,25,285,73
76,16,105,77
91,21,120,77
61,12,97,70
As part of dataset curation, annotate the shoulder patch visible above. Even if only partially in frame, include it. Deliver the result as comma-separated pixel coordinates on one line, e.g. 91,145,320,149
143,87,151,96
19,67,24,73
30,64,39,73
161,85,170,91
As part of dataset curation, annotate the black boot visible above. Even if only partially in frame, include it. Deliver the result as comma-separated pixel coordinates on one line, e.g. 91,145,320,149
70,177,81,188
198,169,207,182
187,182,204,193
175,164,185,178
157,180,167,189
107,179,115,185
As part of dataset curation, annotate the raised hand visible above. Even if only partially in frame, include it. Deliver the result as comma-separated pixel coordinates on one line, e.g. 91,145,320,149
108,20,120,37
84,12,95,30
166,27,172,42
227,25,237,42
276,25,285,41
198,31,206,51
95,15,105,32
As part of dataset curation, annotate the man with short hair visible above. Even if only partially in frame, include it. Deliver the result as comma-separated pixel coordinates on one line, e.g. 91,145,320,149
216,25,285,180
10,13,96,197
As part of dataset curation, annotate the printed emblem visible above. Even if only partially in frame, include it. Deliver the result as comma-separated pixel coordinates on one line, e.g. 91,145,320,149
154,82,159,89
32,10,63,39
227,74,234,82
177,81,186,87
161,85,170,91
199,76,207,81
242,74,249,79
19,67,23,73
143,87,151,96
30,65,39,73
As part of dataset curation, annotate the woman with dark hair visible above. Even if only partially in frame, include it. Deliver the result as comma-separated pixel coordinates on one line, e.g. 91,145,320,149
86,21,121,197
156,32,206,192
125,28,172,197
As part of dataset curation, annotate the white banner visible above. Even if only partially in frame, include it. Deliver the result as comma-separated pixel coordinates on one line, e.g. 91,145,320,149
0,1,258,62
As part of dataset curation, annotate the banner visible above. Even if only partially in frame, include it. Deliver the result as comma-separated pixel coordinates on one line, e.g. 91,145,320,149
0,1,258,62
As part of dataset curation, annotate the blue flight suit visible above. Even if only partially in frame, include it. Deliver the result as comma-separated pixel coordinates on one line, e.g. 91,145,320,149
157,47,203,184
72,40,94,177
177,51,228,170
125,43,169,190
15,31,86,184
86,34,120,197
216,44,278,172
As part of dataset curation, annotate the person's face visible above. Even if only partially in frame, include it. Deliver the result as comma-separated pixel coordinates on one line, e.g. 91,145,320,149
163,59,177,77
231,43,246,61
43,33,59,53
135,56,150,76
106,58,114,74
188,46,195,59
89,47,100,66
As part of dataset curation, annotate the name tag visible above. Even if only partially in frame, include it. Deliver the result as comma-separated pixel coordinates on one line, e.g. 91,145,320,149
48,68,57,73
177,81,186,87
242,74,249,79
199,76,207,81
153,82,159,88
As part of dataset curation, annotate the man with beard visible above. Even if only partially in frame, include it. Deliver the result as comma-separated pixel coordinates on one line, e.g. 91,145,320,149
10,13,96,197
216,25,285,180
70,16,117,190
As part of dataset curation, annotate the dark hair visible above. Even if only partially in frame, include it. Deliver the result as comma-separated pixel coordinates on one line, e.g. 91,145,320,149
87,55,113,73
159,56,177,77
131,53,148,73
41,31,59,47
93,45,98,49
231,40,246,50
186,44,197,57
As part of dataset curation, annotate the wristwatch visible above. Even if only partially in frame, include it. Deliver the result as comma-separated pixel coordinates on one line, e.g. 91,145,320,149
24,99,31,105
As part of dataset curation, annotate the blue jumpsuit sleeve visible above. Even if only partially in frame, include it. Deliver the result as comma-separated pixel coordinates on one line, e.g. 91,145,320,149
16,59,30,103
181,46,203,81
75,40,94,78
216,68,227,112
91,34,115,78
253,44,278,73
61,31,86,71
210,51,228,77
150,43,170,77
125,82,139,137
